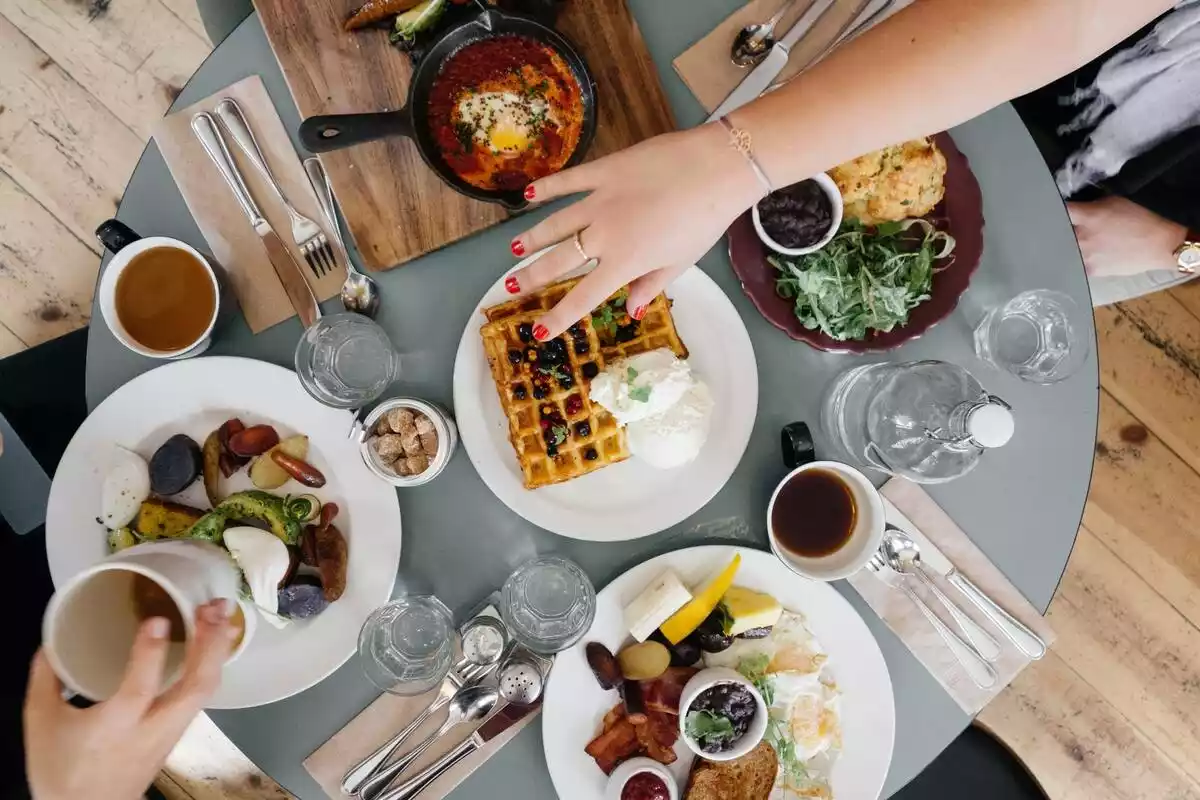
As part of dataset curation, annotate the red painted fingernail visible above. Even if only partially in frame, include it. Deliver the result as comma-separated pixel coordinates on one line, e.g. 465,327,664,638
511,239,525,257
632,305,647,321
505,276,520,294
533,324,549,341
524,185,536,201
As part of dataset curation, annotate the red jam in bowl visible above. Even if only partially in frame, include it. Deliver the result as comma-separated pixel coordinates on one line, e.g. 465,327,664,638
621,771,670,800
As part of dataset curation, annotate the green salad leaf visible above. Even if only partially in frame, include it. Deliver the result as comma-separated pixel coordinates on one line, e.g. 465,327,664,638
685,709,737,749
769,219,955,342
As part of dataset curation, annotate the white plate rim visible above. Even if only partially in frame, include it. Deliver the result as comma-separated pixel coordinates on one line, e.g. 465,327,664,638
45,356,403,709
540,545,896,800
452,259,758,541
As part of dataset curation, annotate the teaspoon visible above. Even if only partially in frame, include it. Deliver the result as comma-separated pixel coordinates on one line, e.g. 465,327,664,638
731,0,805,66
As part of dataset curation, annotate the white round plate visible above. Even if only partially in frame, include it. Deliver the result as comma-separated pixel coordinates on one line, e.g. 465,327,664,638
452,260,758,541
541,546,895,800
46,356,402,709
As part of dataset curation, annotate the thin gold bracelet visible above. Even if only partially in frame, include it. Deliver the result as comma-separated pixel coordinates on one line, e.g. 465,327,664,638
717,116,772,196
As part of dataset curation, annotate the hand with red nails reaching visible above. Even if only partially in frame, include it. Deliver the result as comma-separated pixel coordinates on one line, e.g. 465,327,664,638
23,599,240,800
503,0,1169,340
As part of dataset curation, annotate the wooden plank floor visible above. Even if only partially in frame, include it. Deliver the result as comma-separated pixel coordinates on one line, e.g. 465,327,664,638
2,1,1199,797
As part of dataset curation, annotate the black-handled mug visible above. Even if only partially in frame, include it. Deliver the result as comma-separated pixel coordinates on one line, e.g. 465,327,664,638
92,218,221,359
768,421,887,581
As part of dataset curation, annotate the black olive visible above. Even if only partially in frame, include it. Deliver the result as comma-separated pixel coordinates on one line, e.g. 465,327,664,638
695,629,733,653
581,362,600,380
518,323,533,343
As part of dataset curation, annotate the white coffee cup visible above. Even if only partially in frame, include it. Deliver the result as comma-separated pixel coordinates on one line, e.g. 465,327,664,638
43,540,249,701
766,460,885,581
95,219,220,360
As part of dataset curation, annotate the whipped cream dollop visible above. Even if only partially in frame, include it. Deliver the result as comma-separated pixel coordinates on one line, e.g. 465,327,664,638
589,349,713,469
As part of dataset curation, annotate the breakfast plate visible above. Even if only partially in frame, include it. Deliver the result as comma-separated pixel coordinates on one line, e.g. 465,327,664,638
541,546,894,799
46,356,402,708
452,257,758,541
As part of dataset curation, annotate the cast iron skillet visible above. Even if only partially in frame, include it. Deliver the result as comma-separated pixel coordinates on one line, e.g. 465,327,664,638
299,7,598,210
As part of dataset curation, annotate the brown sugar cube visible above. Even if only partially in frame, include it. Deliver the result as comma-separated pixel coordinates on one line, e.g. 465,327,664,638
386,407,414,434
393,458,413,477
413,413,435,436
419,430,438,457
399,428,421,457
374,417,392,436
405,455,429,475
373,434,405,462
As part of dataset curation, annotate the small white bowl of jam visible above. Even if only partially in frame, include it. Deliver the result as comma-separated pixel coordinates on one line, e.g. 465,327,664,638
752,172,843,257
605,757,677,800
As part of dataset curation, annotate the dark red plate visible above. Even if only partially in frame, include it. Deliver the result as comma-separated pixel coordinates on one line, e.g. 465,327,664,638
727,131,985,353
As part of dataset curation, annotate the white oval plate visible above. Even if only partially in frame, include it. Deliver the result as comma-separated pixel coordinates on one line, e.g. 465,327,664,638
453,260,758,541
541,546,895,800
45,357,402,709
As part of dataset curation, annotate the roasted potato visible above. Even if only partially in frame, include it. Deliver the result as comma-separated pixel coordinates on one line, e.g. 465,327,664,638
134,498,207,540
249,435,309,490
202,431,222,507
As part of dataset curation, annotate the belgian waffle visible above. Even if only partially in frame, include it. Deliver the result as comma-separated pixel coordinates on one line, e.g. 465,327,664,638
481,278,688,489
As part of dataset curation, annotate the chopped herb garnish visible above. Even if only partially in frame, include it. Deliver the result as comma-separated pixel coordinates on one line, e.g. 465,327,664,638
550,424,569,447
629,386,652,403
684,710,737,750
626,366,638,381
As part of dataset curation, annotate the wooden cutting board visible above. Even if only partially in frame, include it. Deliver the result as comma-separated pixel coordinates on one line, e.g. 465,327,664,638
254,0,675,271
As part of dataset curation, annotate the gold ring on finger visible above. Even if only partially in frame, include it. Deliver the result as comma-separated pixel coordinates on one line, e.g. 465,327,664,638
573,231,595,266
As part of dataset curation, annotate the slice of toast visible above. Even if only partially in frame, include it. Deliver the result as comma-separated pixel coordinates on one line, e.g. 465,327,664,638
685,741,778,800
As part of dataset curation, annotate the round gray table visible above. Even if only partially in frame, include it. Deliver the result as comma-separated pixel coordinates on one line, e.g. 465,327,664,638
85,4,1098,797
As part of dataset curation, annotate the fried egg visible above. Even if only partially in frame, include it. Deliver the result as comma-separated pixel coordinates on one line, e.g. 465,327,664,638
456,91,551,156
772,671,842,761
705,611,828,675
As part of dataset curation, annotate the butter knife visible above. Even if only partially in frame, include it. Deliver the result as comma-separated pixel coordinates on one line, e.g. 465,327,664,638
887,508,1046,660
376,705,534,800
706,0,840,122
190,112,321,328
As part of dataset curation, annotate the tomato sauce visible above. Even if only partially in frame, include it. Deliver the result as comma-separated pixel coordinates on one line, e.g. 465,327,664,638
428,35,584,191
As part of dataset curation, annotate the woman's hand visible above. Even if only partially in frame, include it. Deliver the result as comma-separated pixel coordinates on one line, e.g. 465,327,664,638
506,122,764,339
24,599,240,800
1067,197,1186,278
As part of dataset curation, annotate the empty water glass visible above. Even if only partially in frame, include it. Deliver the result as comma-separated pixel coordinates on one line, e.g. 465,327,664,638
359,595,456,695
501,556,596,654
295,313,401,409
973,289,1090,384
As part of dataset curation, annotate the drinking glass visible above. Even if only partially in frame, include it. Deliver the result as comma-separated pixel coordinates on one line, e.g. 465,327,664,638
973,289,1090,384
501,556,596,654
295,313,401,409
358,595,456,695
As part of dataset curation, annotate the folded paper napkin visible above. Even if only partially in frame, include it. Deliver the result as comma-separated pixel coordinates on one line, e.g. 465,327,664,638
846,479,1056,715
673,0,911,115
153,75,344,333
304,689,541,800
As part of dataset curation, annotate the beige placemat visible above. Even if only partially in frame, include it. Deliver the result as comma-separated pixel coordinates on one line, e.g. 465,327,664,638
304,692,540,800
673,0,909,114
846,479,1056,715
153,75,344,333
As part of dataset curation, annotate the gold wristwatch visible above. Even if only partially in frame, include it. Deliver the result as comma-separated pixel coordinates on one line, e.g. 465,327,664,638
1175,230,1200,274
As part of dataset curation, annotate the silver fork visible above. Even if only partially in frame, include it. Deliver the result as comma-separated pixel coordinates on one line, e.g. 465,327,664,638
214,97,336,278
865,551,997,689
340,659,494,796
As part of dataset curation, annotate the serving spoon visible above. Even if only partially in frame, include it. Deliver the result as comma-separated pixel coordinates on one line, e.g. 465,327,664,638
731,0,805,66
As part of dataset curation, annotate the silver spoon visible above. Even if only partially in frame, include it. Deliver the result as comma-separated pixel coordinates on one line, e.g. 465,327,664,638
884,526,1046,660
731,0,805,67
881,528,1002,662
359,685,499,800
303,157,382,319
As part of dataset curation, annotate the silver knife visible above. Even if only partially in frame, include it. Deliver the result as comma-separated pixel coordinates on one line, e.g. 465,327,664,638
706,0,840,122
887,508,1047,660
190,112,322,328
376,705,534,800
